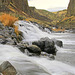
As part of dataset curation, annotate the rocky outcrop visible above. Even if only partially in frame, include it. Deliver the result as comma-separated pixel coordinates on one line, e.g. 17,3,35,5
0,61,17,75
0,21,23,45
67,0,75,16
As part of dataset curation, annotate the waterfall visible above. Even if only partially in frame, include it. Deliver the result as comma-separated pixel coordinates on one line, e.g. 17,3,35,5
14,20,53,43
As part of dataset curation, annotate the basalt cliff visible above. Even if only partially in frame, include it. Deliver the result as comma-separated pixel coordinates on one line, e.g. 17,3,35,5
67,0,75,16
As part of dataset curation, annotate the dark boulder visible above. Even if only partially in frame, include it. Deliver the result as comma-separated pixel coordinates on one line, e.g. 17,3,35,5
55,40,63,47
0,61,17,75
32,37,56,55
52,39,63,47
26,45,41,55
32,40,45,51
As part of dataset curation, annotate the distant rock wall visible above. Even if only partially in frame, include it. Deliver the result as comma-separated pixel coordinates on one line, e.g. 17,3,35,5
67,0,75,16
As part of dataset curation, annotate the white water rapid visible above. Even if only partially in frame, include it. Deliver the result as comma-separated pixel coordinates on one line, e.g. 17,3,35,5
0,20,75,75
14,21,55,44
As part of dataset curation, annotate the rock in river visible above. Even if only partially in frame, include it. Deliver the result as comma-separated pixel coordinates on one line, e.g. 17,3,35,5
32,37,56,55
26,45,41,55
0,61,17,75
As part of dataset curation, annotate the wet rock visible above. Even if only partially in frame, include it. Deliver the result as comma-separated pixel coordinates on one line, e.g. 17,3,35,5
32,37,56,55
26,45,41,55
52,39,63,47
0,38,17,45
0,39,7,44
32,40,44,51
0,61,17,75
6,38,15,45
17,42,28,53
55,40,63,47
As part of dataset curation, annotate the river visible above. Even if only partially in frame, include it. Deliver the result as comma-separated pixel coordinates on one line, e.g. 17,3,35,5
52,33,75,67
0,21,75,75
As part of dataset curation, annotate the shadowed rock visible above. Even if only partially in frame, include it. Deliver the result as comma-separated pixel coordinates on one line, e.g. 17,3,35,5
0,61,17,75
52,39,63,47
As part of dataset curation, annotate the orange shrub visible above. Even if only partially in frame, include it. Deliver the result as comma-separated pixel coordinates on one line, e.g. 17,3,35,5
0,13,19,35
25,18,30,22
14,26,19,36
52,28,65,32
0,13,18,27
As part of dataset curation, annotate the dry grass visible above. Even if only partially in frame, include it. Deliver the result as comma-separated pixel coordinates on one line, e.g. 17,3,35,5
0,13,20,35
0,13,18,26
52,28,65,32
62,16,75,22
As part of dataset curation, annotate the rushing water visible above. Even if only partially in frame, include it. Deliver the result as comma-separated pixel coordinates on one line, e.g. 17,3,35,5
0,21,75,75
52,33,75,67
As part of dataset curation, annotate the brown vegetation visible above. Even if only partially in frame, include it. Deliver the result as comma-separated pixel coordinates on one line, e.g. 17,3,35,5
52,28,65,32
0,13,19,35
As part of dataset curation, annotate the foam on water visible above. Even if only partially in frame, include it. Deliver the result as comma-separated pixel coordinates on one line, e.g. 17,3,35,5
0,44,27,63
55,45,75,53
30,57,75,75
14,21,55,43
0,44,50,75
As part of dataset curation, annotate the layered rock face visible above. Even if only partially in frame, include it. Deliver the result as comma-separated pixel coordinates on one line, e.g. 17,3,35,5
67,0,75,16
12,0,29,13
0,0,29,13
